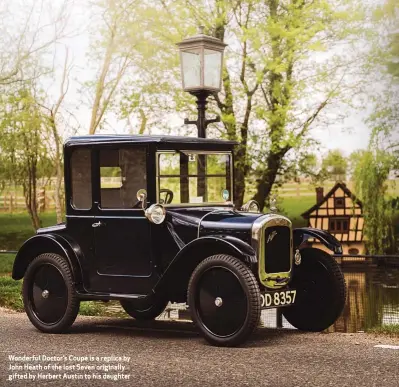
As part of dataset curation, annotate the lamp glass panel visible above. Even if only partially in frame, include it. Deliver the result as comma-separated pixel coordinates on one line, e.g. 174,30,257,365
204,49,222,88
181,48,201,88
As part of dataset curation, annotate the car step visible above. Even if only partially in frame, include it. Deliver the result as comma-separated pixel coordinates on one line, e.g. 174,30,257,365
76,292,147,301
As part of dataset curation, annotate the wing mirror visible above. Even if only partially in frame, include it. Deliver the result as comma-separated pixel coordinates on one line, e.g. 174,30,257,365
136,189,147,210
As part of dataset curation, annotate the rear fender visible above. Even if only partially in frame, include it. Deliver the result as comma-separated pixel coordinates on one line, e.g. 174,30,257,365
293,227,343,255
12,234,84,286
153,236,256,297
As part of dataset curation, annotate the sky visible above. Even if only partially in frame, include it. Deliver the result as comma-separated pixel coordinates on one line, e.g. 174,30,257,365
14,0,396,158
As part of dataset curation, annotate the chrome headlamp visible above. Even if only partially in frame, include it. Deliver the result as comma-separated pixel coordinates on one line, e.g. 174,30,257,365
145,204,166,224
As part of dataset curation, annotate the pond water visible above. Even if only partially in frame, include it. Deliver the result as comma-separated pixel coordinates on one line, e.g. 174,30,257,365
261,266,399,332
170,265,399,333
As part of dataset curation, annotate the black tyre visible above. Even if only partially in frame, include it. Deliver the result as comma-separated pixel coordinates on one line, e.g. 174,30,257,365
283,248,346,331
22,253,80,333
187,254,261,347
120,298,169,320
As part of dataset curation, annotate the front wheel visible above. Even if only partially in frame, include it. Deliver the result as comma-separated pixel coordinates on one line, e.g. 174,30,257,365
187,254,261,347
22,253,80,333
283,248,346,331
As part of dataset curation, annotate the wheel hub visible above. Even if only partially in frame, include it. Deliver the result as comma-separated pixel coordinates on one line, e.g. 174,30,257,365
30,263,68,325
214,297,223,307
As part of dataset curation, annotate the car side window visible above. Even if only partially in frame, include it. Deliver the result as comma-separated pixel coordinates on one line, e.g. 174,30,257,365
71,149,92,210
99,148,146,209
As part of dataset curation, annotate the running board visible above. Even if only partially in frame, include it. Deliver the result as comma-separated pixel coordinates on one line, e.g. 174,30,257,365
76,291,147,301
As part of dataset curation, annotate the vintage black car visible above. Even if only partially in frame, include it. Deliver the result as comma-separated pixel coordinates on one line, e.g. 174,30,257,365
13,135,346,347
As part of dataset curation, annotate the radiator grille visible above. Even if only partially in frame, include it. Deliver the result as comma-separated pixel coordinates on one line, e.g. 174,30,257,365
264,226,291,273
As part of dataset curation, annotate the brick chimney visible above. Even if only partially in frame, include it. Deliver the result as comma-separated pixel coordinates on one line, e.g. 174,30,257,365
316,187,324,204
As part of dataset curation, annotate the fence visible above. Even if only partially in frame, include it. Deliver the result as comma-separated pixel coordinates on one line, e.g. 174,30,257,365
0,188,57,212
0,180,355,211
1,179,398,211
0,185,322,211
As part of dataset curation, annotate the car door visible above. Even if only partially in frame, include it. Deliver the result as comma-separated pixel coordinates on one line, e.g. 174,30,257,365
90,146,155,295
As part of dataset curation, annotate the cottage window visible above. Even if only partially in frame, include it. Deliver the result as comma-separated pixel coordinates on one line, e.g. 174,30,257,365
329,217,349,233
334,197,345,208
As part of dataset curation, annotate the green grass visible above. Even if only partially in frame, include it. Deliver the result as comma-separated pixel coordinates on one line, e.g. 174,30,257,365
0,254,15,275
0,194,373,251
0,275,125,317
368,325,399,336
0,277,23,311
79,301,108,316
0,211,127,316
0,212,57,250
278,196,314,228
0,198,314,251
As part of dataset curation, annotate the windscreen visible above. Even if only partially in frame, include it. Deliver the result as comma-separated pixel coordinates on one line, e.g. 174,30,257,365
157,151,232,205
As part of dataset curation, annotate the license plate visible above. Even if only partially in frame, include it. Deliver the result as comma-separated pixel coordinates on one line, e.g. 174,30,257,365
260,290,296,308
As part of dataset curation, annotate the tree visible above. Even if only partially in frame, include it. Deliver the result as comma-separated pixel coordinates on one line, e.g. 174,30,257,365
388,32,399,78
321,150,348,181
38,48,73,223
114,0,371,209
353,138,397,254
0,0,72,225
285,149,348,186
353,0,399,254
81,0,378,211
247,0,368,209
380,0,399,77
0,0,69,88
0,88,53,230
86,0,144,134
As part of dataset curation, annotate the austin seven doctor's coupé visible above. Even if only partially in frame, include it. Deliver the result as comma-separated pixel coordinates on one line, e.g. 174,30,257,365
13,135,346,346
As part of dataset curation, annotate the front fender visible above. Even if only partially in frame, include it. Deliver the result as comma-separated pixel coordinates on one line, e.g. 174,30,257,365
12,234,84,285
153,236,256,295
293,227,343,255
169,235,256,266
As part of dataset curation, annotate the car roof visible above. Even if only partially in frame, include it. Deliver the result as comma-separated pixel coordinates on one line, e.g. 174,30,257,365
65,134,238,147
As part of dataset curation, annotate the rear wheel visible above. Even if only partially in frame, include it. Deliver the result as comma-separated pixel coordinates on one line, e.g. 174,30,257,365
22,253,80,333
120,298,169,321
187,254,261,347
283,248,346,331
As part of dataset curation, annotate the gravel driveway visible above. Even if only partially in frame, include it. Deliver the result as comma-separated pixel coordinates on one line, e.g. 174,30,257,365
1,310,398,387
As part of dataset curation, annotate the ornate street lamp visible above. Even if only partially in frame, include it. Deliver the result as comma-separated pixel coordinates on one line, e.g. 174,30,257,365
177,26,227,138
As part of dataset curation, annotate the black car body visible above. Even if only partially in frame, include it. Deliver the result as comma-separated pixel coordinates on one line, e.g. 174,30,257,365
13,135,346,346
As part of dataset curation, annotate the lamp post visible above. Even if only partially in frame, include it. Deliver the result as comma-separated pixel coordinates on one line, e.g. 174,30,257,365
177,26,227,138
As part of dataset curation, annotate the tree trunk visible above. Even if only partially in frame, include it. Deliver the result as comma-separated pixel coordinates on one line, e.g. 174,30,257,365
50,117,63,223
89,26,116,135
54,154,63,223
253,151,285,211
23,172,41,231
233,145,246,207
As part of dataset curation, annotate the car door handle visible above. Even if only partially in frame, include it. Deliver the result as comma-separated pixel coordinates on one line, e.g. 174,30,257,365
92,221,105,228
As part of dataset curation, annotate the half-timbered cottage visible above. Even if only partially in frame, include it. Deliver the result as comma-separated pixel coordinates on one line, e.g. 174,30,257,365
301,182,365,255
